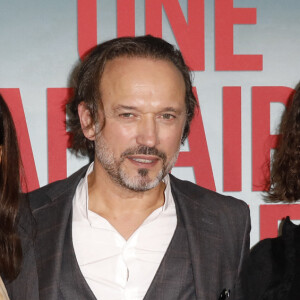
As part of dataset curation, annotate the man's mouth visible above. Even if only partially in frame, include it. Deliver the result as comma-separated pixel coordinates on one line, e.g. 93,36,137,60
127,155,160,166
122,146,166,162
131,158,155,164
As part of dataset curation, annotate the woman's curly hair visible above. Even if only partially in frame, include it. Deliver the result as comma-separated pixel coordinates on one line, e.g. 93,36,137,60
268,83,300,202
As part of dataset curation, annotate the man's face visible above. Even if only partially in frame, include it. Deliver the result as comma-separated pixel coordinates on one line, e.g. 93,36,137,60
94,56,186,191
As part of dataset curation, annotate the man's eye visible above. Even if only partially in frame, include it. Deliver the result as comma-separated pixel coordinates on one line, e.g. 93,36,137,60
162,113,176,120
120,113,134,118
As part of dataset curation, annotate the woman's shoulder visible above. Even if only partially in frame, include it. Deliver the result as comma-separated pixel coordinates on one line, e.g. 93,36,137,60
249,217,299,274
245,216,300,300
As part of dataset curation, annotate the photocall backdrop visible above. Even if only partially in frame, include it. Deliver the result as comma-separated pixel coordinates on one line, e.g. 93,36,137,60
1,0,299,247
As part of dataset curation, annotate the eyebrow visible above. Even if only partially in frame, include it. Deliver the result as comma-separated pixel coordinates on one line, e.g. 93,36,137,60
161,107,179,113
113,105,181,113
114,105,136,111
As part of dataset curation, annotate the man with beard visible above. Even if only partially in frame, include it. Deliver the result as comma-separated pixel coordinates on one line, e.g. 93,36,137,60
25,36,250,300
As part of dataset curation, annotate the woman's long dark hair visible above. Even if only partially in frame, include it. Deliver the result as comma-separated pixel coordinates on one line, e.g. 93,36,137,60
268,84,300,202
0,94,22,280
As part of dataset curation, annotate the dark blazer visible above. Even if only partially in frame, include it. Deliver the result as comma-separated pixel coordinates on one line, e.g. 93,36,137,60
9,164,250,300
243,217,300,300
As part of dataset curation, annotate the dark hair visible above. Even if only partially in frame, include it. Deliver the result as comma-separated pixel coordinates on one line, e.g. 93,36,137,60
67,35,198,159
267,84,300,202
0,94,22,280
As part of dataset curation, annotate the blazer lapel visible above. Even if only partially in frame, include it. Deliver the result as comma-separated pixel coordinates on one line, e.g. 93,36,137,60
32,166,88,300
170,176,222,300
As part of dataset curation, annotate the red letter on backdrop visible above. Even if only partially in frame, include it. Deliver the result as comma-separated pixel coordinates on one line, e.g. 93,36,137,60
145,0,204,70
223,87,241,191
252,86,294,191
175,88,216,191
260,204,300,239
117,0,135,37
215,0,263,70
78,0,97,59
78,0,136,55
0,89,39,192
47,88,72,183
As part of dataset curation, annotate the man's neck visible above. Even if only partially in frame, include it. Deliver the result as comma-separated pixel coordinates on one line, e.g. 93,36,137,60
87,162,166,240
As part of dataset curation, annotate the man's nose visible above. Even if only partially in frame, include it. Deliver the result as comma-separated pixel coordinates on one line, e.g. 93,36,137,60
136,116,159,147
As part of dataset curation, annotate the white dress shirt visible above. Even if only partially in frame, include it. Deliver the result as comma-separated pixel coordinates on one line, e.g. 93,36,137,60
72,163,177,300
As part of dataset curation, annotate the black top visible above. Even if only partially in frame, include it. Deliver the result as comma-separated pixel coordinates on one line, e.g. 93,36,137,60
244,217,300,300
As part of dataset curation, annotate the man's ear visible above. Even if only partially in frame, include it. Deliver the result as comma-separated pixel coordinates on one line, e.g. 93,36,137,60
78,102,96,141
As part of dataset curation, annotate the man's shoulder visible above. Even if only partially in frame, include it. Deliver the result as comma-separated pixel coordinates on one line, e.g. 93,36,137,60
29,164,89,211
169,174,249,213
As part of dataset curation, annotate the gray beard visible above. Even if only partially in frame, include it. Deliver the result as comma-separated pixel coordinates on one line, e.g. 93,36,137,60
94,133,180,192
